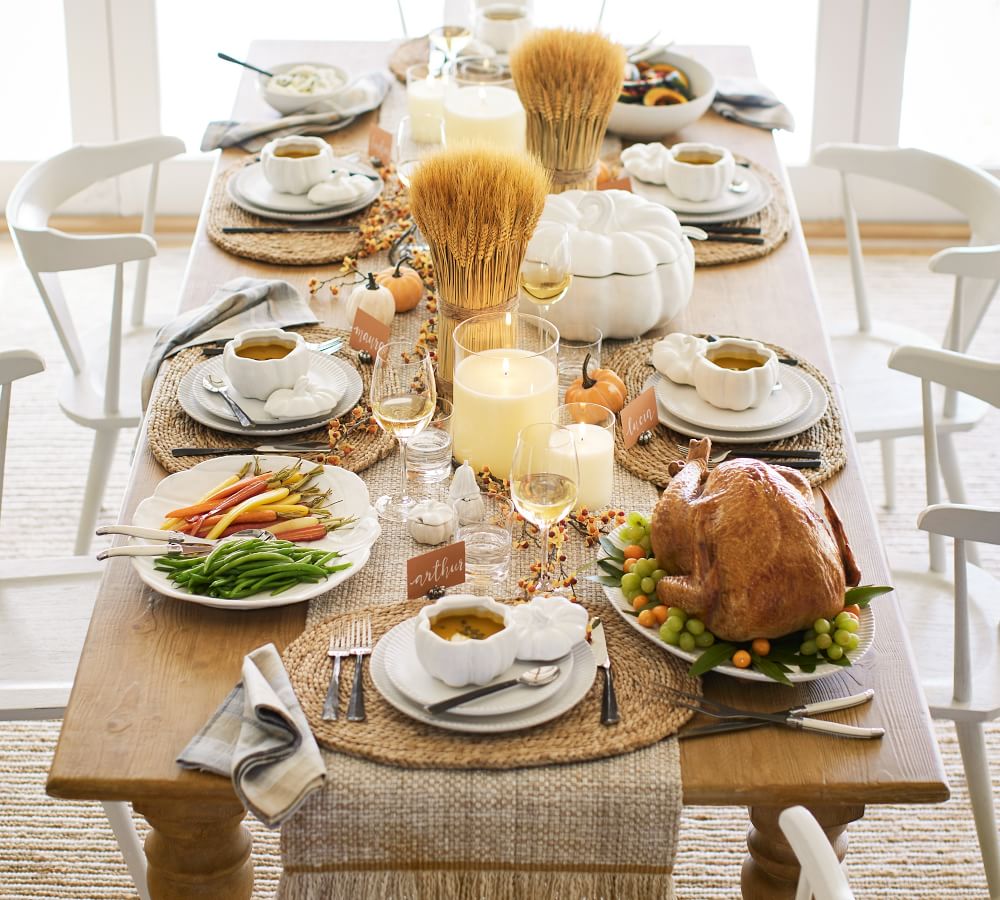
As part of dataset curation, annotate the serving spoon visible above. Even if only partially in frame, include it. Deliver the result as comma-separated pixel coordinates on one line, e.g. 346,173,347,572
217,52,274,79
425,665,561,715
95,528,275,560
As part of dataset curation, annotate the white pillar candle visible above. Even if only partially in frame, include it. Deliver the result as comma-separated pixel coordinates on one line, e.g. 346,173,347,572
551,422,614,511
443,85,526,153
452,348,558,479
406,75,447,142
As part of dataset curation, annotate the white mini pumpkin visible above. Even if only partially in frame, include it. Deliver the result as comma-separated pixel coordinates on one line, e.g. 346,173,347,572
511,595,589,661
345,273,395,329
408,500,457,545
533,190,694,341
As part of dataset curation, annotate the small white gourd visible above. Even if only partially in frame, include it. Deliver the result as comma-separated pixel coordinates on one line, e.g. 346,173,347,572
408,500,457,545
511,595,589,661
449,461,486,525
345,272,395,328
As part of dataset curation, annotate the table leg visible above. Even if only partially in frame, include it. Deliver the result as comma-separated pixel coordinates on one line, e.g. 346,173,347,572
740,803,865,899
134,797,254,900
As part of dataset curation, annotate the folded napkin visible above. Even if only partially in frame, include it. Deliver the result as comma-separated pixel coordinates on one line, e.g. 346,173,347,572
201,72,391,152
177,643,326,829
712,75,796,132
141,276,318,407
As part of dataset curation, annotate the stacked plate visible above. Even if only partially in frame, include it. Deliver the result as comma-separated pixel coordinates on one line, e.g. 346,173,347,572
178,352,363,438
370,617,597,733
629,166,773,225
652,367,828,444
227,161,383,222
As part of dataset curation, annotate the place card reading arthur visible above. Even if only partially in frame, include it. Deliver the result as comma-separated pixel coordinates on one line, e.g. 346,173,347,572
350,308,391,356
407,541,466,600
368,125,393,167
620,387,658,449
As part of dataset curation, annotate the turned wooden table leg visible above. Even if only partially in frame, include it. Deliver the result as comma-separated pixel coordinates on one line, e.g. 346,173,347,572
134,797,254,900
740,803,864,899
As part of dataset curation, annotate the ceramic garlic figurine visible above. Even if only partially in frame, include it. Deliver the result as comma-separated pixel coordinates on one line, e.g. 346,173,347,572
511,595,589,661
408,500,457,545
449,461,486,525
651,333,709,386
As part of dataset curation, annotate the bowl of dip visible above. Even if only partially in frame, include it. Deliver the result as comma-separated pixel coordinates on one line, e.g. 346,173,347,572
258,62,350,115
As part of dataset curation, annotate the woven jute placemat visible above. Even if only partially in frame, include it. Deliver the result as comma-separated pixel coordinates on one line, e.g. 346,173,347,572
606,337,847,488
284,598,697,769
146,325,395,475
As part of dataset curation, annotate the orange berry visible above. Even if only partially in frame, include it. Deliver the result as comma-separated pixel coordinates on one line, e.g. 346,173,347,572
652,605,669,624
623,558,638,573
732,650,752,669
631,594,649,611
751,638,771,657
842,605,862,618
637,609,656,628
622,544,646,560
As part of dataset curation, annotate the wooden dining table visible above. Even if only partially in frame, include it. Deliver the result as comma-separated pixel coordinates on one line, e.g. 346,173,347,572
47,40,948,900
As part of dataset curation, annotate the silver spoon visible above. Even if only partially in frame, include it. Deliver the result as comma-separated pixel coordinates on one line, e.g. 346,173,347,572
203,375,253,428
425,665,561,715
217,52,274,79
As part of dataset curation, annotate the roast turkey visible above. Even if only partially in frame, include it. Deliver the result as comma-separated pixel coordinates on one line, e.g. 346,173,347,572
651,438,860,641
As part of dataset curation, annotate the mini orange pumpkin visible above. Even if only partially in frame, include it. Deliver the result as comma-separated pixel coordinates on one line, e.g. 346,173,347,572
376,258,423,312
564,353,627,414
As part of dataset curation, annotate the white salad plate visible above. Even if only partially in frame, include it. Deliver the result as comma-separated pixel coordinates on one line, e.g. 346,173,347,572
227,179,381,222
382,617,576,718
178,356,363,438
600,522,874,683
648,371,829,444
630,166,772,223
371,618,596,733
231,162,383,215
655,365,813,433
128,455,381,609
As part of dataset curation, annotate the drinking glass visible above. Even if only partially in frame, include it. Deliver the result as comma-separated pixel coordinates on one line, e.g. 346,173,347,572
456,492,515,588
369,341,437,522
404,397,454,484
519,222,572,316
509,423,579,596
394,115,446,189
557,325,602,398
428,25,472,71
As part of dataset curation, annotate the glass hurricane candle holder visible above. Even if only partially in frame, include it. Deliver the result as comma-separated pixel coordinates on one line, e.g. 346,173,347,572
551,402,615,511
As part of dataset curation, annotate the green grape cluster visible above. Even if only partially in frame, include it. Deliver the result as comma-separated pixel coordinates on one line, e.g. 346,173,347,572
657,606,716,652
799,611,861,662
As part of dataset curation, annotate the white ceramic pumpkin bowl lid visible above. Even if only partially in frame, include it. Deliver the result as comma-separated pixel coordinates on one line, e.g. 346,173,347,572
538,189,690,278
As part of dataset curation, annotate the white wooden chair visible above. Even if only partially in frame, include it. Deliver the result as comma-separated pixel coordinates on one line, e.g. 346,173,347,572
889,344,1000,898
0,349,150,899
5,135,185,555
811,144,1000,512
778,806,856,900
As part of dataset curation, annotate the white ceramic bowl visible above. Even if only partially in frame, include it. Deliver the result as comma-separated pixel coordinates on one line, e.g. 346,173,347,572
607,50,716,141
663,142,736,202
691,338,779,411
257,61,350,115
222,328,311,401
260,136,333,195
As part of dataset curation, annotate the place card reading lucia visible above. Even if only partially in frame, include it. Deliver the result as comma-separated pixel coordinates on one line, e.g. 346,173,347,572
620,387,658,449
368,125,393,167
406,541,466,600
350,308,391,356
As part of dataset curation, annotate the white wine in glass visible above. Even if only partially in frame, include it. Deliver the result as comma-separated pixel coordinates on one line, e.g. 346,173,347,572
372,393,435,439
519,223,572,314
428,25,472,69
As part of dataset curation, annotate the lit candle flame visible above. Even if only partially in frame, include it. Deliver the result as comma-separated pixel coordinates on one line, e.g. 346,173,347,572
502,358,510,377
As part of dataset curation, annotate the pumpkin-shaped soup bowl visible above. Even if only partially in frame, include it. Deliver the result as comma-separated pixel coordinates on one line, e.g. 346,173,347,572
222,328,311,402
260,136,333,195
691,338,779,411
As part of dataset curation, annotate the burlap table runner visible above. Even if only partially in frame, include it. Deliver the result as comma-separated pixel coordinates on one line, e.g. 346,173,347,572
607,336,848,488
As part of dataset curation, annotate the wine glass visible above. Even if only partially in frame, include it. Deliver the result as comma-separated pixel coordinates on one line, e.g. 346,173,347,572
509,423,580,596
428,25,473,71
519,222,572,316
369,341,437,523
394,114,445,189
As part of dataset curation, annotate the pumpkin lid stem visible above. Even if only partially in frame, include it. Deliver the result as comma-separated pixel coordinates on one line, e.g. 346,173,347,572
581,352,597,389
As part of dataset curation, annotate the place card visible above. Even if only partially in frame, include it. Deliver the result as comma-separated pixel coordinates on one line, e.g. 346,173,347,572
350,308,391,356
368,125,393,167
598,175,632,192
620,387,658,449
406,541,466,599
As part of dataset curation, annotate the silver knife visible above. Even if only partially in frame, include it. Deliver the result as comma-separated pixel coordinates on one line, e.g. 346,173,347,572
97,542,213,560
588,617,620,726
171,443,330,457
95,525,215,544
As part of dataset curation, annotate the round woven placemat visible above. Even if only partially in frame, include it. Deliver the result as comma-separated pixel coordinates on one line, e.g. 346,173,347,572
690,159,790,268
389,37,430,82
147,325,395,475
284,599,698,769
206,157,398,266
606,337,847,488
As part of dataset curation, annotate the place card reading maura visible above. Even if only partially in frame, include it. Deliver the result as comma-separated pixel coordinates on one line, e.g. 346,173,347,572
368,125,394,167
620,387,658,449
407,541,466,600
350,308,391,357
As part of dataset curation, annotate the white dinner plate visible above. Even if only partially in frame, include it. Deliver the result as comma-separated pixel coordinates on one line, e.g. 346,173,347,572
231,162,383,214
655,365,813,433
190,353,347,425
382,617,576,718
178,356,363,438
227,167,382,222
626,165,767,216
128,455,381,609
648,370,829,444
600,522,874,684
370,619,597,733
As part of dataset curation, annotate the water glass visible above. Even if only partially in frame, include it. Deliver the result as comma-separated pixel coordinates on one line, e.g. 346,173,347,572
558,325,603,398
456,492,515,586
405,397,454,484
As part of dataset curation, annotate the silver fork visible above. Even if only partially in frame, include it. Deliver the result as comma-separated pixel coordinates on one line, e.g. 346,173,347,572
347,616,373,722
321,621,353,721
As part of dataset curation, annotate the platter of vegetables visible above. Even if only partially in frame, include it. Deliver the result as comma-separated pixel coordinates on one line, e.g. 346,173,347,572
595,513,890,685
129,455,380,609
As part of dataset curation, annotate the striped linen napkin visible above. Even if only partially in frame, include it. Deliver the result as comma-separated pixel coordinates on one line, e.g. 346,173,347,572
712,75,796,131
177,643,326,829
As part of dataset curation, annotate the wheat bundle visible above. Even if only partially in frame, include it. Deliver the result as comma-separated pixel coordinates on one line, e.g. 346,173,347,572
510,29,625,193
408,144,549,385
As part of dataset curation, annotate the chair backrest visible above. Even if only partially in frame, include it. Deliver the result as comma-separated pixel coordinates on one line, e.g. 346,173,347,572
5,136,184,415
778,806,856,900
812,143,1000,353
0,349,45,521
